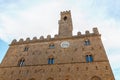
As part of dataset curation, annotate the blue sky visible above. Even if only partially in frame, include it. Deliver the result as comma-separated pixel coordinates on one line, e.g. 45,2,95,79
0,0,120,79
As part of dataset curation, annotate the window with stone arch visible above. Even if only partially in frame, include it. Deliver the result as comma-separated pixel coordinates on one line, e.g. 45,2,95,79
91,76,101,80
84,39,91,46
86,55,93,62
18,58,25,67
63,16,67,21
48,55,54,64
48,58,54,64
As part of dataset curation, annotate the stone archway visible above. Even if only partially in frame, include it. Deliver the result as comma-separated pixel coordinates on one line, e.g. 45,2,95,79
91,76,101,80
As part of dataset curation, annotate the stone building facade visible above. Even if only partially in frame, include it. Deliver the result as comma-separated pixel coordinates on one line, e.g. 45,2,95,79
0,10,115,80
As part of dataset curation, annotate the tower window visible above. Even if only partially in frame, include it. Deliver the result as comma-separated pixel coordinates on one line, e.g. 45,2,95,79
86,55,93,62
48,58,54,64
18,58,25,67
84,39,90,46
63,16,67,21
49,44,55,49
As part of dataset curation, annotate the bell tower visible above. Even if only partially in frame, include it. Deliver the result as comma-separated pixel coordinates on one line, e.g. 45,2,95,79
58,10,73,37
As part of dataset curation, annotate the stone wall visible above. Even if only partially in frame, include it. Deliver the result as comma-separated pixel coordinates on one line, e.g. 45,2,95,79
0,10,115,80
0,62,114,80
1,30,106,67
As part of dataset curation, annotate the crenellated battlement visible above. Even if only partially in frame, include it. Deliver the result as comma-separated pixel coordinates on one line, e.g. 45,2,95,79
60,10,71,15
10,27,100,45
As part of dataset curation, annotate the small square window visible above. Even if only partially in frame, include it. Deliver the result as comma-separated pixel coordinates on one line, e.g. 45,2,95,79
18,58,25,67
86,55,93,62
84,40,90,46
48,58,54,64
49,44,55,49
24,47,29,51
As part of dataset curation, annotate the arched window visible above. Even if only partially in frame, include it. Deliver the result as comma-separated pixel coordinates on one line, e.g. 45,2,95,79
18,58,25,67
91,76,101,80
48,58,54,64
63,16,67,21
86,55,93,62
84,39,90,46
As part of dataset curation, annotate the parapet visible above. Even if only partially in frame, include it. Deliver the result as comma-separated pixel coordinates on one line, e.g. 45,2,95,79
93,27,99,34
26,37,30,42
54,34,59,38
10,27,100,45
60,10,71,15
85,30,90,35
47,35,51,40
77,32,81,36
77,27,100,36
11,39,17,44
32,37,37,41
19,38,24,43
40,36,44,40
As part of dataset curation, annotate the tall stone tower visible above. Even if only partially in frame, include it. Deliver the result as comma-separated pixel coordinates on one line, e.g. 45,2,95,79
0,10,115,80
58,10,73,37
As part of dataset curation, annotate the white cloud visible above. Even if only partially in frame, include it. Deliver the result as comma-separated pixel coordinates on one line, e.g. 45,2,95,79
1,0,120,56
97,19,120,48
109,53,120,66
0,0,62,42
0,0,120,49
